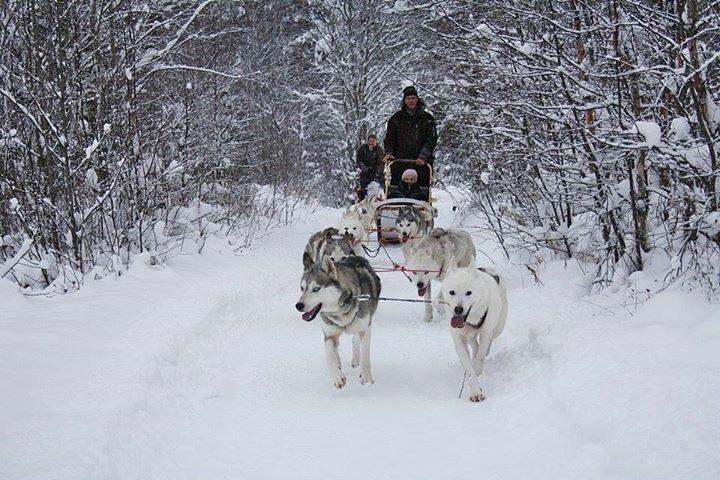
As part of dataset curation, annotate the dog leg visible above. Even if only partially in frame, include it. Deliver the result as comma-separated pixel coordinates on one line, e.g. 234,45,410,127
469,335,479,365
473,336,493,376
351,334,360,368
424,282,433,322
324,334,346,389
452,333,484,402
359,327,374,385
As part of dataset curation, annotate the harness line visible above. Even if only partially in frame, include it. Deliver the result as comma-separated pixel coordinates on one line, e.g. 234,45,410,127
357,294,448,305
458,371,467,399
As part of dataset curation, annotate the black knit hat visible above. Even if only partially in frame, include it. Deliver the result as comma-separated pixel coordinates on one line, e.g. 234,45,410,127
402,86,418,98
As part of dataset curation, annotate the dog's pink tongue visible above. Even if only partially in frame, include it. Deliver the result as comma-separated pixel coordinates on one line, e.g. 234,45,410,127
450,315,465,329
302,304,320,321
401,235,409,243
417,286,427,297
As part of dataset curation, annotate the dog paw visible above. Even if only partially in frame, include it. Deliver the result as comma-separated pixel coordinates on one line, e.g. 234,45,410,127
359,371,374,385
351,357,360,369
469,391,486,402
332,372,347,389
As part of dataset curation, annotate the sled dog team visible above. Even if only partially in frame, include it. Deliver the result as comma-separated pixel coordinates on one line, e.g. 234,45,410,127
295,196,508,402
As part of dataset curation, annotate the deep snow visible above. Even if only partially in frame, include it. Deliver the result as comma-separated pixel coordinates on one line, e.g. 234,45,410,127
1,190,719,479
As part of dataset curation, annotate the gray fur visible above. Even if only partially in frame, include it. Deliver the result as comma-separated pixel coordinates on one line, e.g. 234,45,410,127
405,227,477,323
303,227,355,271
315,256,381,329
395,206,433,238
297,255,381,388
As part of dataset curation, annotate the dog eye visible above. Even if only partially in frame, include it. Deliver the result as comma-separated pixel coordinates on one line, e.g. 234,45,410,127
449,290,455,296
465,291,472,296
312,286,320,293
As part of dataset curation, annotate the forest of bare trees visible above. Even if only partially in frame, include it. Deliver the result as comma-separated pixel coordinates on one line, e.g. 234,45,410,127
1,0,718,294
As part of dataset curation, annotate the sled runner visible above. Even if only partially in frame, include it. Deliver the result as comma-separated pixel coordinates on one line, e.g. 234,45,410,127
374,159,435,245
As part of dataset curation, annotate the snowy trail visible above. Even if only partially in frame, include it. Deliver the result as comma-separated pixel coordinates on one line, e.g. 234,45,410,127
2,191,719,479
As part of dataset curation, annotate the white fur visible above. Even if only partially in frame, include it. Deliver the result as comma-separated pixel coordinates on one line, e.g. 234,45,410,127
336,209,366,256
354,193,384,231
404,228,477,322
440,267,508,402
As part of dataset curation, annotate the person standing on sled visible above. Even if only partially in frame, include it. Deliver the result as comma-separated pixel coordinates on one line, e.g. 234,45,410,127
383,86,438,167
355,133,385,201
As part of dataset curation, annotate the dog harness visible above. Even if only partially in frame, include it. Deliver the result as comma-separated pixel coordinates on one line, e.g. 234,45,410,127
464,307,488,328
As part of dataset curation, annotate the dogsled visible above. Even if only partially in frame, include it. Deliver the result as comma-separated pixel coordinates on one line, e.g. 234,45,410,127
374,159,435,245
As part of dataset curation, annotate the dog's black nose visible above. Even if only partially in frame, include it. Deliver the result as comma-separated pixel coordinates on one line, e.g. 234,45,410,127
454,306,464,315
295,302,305,312
417,281,424,289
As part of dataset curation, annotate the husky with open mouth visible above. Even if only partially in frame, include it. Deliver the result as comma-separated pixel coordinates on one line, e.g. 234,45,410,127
394,206,434,256
295,256,381,389
405,227,477,322
440,267,507,402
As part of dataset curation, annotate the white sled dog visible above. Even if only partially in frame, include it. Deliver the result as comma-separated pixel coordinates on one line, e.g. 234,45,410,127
336,208,368,257
406,227,477,322
354,193,385,230
303,227,355,271
440,267,508,402
296,256,381,388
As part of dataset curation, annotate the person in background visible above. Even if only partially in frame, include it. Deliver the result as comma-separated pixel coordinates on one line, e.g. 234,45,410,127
383,86,438,167
355,133,385,201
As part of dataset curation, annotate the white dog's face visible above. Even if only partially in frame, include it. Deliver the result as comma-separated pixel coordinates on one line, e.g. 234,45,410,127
337,213,364,242
441,269,481,329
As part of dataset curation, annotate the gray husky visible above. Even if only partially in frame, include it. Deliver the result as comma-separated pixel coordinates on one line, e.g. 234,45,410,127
303,227,355,271
394,206,434,256
405,227,477,322
295,255,381,388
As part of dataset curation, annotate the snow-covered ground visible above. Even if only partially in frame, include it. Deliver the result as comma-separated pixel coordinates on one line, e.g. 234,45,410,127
2,190,719,479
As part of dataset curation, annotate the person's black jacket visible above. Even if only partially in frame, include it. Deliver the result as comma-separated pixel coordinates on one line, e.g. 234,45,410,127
384,103,438,164
389,181,426,201
356,144,384,184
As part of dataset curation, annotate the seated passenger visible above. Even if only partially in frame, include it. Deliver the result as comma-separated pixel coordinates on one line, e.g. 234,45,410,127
389,169,426,201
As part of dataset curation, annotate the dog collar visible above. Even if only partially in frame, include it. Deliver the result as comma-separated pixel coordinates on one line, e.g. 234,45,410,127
465,308,488,328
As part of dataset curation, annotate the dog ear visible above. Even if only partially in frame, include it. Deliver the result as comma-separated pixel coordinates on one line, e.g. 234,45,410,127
303,252,315,271
322,255,338,277
419,207,434,223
